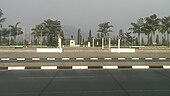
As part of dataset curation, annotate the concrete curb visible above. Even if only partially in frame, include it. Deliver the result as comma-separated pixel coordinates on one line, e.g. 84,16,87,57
1,65,170,70
0,57,168,62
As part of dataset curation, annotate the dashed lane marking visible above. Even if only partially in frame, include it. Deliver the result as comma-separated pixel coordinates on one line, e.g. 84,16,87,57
103,66,118,69
62,58,70,60
118,58,126,60
132,58,139,60
90,58,98,60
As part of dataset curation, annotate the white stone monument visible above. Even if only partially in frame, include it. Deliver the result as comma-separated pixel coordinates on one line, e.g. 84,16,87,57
70,40,75,47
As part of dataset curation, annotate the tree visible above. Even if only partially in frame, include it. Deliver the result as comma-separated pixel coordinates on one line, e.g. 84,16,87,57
8,23,23,45
159,16,170,46
156,34,159,45
71,35,73,40
32,19,63,47
145,14,160,45
77,28,81,45
43,19,63,47
129,18,144,45
119,29,125,46
97,22,113,46
0,9,6,24
124,32,133,46
0,28,9,45
88,29,93,45
141,37,144,46
31,23,47,45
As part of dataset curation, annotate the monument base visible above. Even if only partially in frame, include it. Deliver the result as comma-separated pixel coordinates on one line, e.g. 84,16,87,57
37,48,63,53
111,48,135,53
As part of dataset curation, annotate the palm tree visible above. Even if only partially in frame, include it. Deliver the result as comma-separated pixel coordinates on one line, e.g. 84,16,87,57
43,19,63,47
129,18,144,46
8,24,23,45
145,14,160,45
159,16,170,46
97,22,113,46
0,9,6,24
32,19,63,47
31,23,46,45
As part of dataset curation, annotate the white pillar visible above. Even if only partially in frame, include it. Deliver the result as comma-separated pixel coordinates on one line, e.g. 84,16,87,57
102,38,104,49
109,38,111,49
93,39,94,48
118,38,120,49
58,37,61,49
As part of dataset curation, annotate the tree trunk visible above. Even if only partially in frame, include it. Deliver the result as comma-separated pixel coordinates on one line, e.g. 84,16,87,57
138,32,140,46
167,31,169,47
147,34,150,46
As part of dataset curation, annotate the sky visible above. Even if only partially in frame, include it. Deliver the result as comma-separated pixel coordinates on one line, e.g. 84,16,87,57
0,0,170,36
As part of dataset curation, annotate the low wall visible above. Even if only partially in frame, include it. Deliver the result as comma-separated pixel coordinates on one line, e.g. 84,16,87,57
111,48,135,53
37,48,63,53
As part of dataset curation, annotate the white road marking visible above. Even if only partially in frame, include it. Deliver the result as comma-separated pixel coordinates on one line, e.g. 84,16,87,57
20,76,94,79
41,66,57,69
72,66,88,69
17,58,25,61
47,58,55,60
32,58,40,60
90,58,98,60
163,66,170,69
118,58,126,60
103,66,118,69
1,58,10,61
76,58,84,60
132,58,139,60
8,66,25,70
132,66,149,69
104,58,112,60
145,58,153,60
159,58,166,60
62,58,70,60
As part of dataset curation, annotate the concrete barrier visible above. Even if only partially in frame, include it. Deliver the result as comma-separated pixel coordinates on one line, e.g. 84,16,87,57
111,48,135,53
37,48,62,53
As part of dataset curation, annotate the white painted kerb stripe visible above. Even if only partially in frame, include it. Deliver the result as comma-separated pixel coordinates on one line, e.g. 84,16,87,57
132,66,149,69
145,58,153,60
132,58,139,60
32,58,40,60
62,58,70,60
76,58,84,60
104,58,112,60
47,58,55,60
72,66,88,69
8,67,25,70
90,58,98,60
1,58,10,60
41,66,57,69
103,66,118,69
159,58,166,60
17,58,25,61
118,58,126,60
163,66,170,69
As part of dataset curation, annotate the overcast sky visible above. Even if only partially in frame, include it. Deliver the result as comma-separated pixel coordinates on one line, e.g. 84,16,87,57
1,0,170,35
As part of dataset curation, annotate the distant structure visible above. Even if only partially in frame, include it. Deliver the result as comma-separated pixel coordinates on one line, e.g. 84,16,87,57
70,40,76,47
70,40,80,47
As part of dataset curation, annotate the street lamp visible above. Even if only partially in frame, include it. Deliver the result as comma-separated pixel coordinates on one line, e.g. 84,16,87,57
8,25,12,45
41,26,43,47
15,22,20,45
0,24,2,45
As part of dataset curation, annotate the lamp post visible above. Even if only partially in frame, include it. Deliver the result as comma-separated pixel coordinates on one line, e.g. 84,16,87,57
16,22,20,45
8,25,12,45
0,24,2,45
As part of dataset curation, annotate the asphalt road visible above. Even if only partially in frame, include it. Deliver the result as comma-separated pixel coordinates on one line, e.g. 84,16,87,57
0,70,170,96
